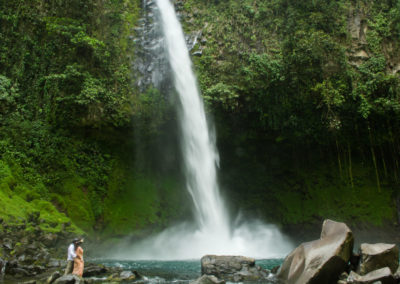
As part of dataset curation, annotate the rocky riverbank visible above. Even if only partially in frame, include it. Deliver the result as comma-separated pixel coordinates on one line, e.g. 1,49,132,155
1,218,400,284
0,212,76,281
194,220,400,284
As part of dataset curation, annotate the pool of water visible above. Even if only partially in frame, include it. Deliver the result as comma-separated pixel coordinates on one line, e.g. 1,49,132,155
93,259,284,283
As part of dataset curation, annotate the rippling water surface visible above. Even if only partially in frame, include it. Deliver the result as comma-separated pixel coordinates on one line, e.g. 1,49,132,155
94,259,284,284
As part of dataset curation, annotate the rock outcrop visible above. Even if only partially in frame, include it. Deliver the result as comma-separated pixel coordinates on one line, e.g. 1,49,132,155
201,255,269,282
277,219,354,284
357,243,399,275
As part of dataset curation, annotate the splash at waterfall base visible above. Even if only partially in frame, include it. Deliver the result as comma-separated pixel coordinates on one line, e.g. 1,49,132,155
110,219,293,260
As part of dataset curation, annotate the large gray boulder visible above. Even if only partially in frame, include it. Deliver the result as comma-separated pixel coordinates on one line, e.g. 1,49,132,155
190,275,225,284
348,267,395,284
277,219,354,284
357,243,399,275
201,255,269,282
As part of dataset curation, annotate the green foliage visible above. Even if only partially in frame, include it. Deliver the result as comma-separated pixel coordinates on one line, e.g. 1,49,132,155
0,159,82,233
183,0,400,225
1,0,400,234
102,167,185,236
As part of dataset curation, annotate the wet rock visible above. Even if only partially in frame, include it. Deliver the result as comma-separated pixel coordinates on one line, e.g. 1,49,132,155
106,269,141,282
25,264,46,275
3,238,13,250
9,267,31,277
0,257,5,272
339,272,349,280
190,275,225,284
277,219,354,284
54,274,84,284
394,265,400,281
193,50,203,56
47,259,62,268
42,233,58,247
47,270,61,284
358,243,399,275
348,267,395,284
201,255,269,282
82,264,108,277
271,265,280,274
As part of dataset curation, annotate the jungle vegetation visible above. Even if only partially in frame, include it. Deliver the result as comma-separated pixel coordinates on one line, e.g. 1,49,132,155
0,0,399,236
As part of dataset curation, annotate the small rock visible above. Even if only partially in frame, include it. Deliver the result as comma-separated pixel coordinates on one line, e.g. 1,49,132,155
46,270,61,284
42,233,58,247
394,265,400,280
47,259,62,268
82,264,108,277
201,255,268,281
54,274,83,284
358,243,399,275
119,270,137,280
190,275,225,284
3,238,13,250
339,272,349,280
348,267,395,284
271,265,280,274
193,50,203,56
9,267,31,277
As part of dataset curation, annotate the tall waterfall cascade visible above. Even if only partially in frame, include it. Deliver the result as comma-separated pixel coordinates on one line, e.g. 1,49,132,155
117,0,293,260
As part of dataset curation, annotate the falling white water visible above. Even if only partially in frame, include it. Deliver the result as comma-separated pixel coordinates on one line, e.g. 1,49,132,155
115,0,293,260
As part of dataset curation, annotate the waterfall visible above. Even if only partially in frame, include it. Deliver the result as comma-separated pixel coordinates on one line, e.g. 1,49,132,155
115,0,293,260
155,0,229,236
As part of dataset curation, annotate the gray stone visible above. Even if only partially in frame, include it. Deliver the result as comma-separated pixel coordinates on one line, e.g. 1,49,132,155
201,255,269,282
54,274,83,284
9,267,31,277
190,275,225,284
41,233,58,246
358,243,399,275
394,265,400,280
3,238,13,250
83,264,107,277
120,270,134,278
46,270,61,284
277,219,354,284
348,268,395,284
47,259,62,268
0,257,5,274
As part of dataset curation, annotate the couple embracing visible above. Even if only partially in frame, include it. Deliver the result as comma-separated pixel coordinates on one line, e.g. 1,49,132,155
64,238,84,277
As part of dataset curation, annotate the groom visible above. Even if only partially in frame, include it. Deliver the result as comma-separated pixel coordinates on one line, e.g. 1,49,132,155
64,238,79,275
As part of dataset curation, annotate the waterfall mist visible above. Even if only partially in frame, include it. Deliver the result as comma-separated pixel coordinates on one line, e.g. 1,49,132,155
112,0,293,260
